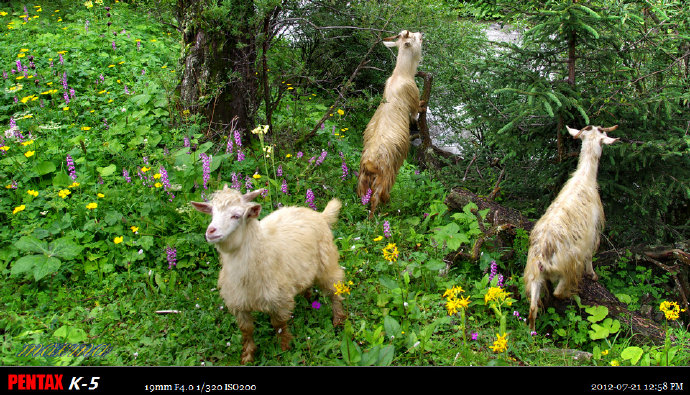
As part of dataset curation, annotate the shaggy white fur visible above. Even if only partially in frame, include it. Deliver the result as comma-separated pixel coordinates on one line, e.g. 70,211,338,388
357,30,424,217
524,125,619,331
191,187,346,364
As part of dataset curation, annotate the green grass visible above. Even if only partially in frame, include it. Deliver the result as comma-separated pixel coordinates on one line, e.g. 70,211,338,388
1,1,687,367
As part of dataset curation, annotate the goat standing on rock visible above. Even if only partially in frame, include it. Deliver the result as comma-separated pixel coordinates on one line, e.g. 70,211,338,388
357,30,425,217
191,187,346,364
524,125,620,332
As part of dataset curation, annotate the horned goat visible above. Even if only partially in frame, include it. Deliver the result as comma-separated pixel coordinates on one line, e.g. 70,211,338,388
524,125,619,332
357,30,424,217
191,187,346,364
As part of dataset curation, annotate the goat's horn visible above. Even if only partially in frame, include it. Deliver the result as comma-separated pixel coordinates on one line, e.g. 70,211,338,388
600,125,618,133
573,128,585,139
382,35,399,42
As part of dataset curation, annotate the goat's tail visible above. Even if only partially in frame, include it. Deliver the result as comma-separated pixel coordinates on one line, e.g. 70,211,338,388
322,199,342,228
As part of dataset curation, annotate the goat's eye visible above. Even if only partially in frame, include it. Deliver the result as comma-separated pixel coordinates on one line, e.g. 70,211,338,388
231,214,240,220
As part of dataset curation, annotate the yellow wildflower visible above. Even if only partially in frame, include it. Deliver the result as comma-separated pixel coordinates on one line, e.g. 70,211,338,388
81,126,91,131
382,243,399,262
252,174,261,179
659,300,685,321
85,202,97,210
610,360,620,366
337,109,344,116
97,193,105,198
113,236,123,244
442,285,465,300
13,205,26,214
58,189,71,198
154,182,162,188
153,173,161,179
334,281,351,296
373,235,383,242
490,333,508,353
130,226,139,233
27,190,38,197
68,182,80,188
141,166,150,172
0,146,9,151
24,151,35,158
21,140,34,146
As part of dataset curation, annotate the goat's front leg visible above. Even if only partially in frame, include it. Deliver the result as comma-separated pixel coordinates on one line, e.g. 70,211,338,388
235,311,256,365
270,308,293,351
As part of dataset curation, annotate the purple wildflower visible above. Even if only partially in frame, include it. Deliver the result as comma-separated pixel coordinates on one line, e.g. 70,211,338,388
123,168,132,183
225,135,233,154
237,148,245,162
112,41,117,51
361,188,372,205
314,150,327,166
231,172,241,190
85,20,89,32
2,71,7,79
63,92,70,105
200,153,211,190
234,129,242,148
341,160,349,180
244,176,253,191
471,332,479,341
311,301,321,310
296,151,303,159
305,189,316,210
280,179,288,194
166,246,177,269
383,220,391,238
62,72,68,89
124,85,129,95
276,164,282,177
59,53,64,65
66,154,77,181
136,41,141,51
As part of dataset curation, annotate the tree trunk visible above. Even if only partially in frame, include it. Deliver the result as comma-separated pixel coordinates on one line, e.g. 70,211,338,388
177,0,259,136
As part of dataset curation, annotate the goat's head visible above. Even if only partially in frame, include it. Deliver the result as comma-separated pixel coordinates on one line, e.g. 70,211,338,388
567,125,619,155
191,186,264,244
383,30,423,61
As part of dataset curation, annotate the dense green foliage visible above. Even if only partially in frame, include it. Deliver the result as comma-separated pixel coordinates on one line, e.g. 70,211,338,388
1,0,687,367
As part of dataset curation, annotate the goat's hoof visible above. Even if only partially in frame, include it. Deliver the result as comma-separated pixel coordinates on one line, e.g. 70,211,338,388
240,353,254,365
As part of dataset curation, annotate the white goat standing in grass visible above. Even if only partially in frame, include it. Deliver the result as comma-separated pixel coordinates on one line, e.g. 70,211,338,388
524,125,619,332
191,186,346,364
357,30,425,217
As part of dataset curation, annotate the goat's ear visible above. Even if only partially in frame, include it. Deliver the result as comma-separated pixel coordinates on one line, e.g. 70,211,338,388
566,126,581,138
245,203,261,219
242,189,265,202
383,39,398,48
601,135,619,145
190,201,212,214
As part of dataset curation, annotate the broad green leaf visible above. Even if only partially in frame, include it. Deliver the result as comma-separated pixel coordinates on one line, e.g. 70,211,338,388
33,256,61,281
96,164,117,177
15,236,48,254
383,315,401,338
33,161,56,176
50,238,83,260
621,347,644,365
11,255,43,276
